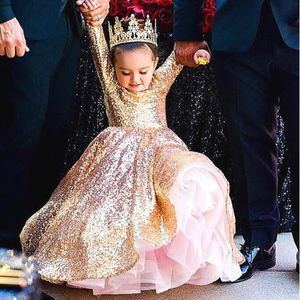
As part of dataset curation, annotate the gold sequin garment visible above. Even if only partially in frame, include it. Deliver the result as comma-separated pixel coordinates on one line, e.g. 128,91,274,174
20,25,243,283
88,25,183,130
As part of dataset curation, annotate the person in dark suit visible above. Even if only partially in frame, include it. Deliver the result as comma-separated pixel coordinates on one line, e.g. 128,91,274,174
174,0,299,281
0,0,109,250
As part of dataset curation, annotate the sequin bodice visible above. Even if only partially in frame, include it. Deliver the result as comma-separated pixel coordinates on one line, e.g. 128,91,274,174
88,25,183,129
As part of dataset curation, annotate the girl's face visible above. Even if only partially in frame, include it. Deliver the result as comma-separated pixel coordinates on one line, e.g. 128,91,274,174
114,46,158,93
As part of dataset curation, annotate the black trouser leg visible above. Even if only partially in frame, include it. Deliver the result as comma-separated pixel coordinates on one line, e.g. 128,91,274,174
213,52,279,249
212,5,281,249
0,11,80,249
29,14,81,210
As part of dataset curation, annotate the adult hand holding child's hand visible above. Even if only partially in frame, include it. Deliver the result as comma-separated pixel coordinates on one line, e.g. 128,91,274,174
175,40,209,68
76,0,109,26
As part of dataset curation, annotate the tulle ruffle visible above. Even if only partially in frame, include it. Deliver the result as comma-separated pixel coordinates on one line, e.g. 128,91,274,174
67,159,242,295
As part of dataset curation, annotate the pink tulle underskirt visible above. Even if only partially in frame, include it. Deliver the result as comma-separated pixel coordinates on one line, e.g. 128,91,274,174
67,162,242,295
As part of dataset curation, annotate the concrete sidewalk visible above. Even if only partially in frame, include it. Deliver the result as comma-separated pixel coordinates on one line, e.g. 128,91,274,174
42,233,299,300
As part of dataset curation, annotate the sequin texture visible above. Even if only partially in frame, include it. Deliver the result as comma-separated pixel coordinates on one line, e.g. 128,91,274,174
20,25,243,283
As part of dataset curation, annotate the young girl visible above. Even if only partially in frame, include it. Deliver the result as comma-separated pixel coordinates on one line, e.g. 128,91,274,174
20,12,244,295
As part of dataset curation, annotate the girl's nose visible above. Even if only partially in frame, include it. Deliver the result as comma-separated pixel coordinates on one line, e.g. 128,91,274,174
131,73,139,83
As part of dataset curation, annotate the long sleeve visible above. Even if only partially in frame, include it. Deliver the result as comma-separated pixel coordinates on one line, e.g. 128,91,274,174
153,51,183,93
0,0,14,23
87,25,117,95
173,0,204,41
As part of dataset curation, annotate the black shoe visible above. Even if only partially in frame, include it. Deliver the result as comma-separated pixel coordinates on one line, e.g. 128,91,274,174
233,243,276,283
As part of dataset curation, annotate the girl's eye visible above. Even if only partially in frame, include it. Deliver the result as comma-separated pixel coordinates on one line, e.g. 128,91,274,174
140,71,148,75
121,72,130,76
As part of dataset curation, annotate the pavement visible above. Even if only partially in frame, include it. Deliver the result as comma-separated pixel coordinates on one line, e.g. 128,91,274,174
41,232,299,300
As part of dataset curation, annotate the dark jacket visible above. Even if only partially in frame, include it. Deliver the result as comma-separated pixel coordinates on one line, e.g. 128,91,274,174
174,0,299,51
0,0,82,40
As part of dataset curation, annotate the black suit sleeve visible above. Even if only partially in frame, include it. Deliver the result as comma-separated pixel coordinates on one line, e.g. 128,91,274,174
173,0,204,41
0,0,15,24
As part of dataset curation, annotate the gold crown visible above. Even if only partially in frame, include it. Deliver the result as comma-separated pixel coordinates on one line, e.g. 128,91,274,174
108,14,158,49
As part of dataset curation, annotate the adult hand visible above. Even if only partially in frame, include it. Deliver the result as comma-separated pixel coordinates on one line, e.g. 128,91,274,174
76,0,109,27
0,18,29,58
175,41,208,68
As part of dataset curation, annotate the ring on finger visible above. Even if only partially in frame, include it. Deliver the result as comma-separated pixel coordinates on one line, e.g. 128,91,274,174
97,14,101,21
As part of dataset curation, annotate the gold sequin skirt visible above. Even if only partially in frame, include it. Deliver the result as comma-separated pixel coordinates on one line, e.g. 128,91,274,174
20,127,243,291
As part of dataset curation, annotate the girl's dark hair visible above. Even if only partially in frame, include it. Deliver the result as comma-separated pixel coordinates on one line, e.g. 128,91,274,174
110,18,158,63
111,42,158,63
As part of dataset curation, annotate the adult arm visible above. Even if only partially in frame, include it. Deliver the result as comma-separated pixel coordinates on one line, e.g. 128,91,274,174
0,0,14,23
0,1,28,58
173,0,203,41
173,0,207,67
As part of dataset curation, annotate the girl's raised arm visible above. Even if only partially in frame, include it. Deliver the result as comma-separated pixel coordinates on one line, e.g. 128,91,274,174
87,25,117,93
153,51,183,92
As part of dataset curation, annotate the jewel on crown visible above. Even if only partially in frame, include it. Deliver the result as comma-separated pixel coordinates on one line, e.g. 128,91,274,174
108,14,158,49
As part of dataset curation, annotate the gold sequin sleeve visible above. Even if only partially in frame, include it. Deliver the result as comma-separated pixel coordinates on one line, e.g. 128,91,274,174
153,51,183,92
87,25,117,94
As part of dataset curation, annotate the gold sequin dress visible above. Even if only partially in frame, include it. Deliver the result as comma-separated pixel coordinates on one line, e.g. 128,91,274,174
20,25,244,294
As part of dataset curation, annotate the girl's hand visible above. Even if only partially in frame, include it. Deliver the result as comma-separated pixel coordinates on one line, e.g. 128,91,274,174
193,49,211,66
